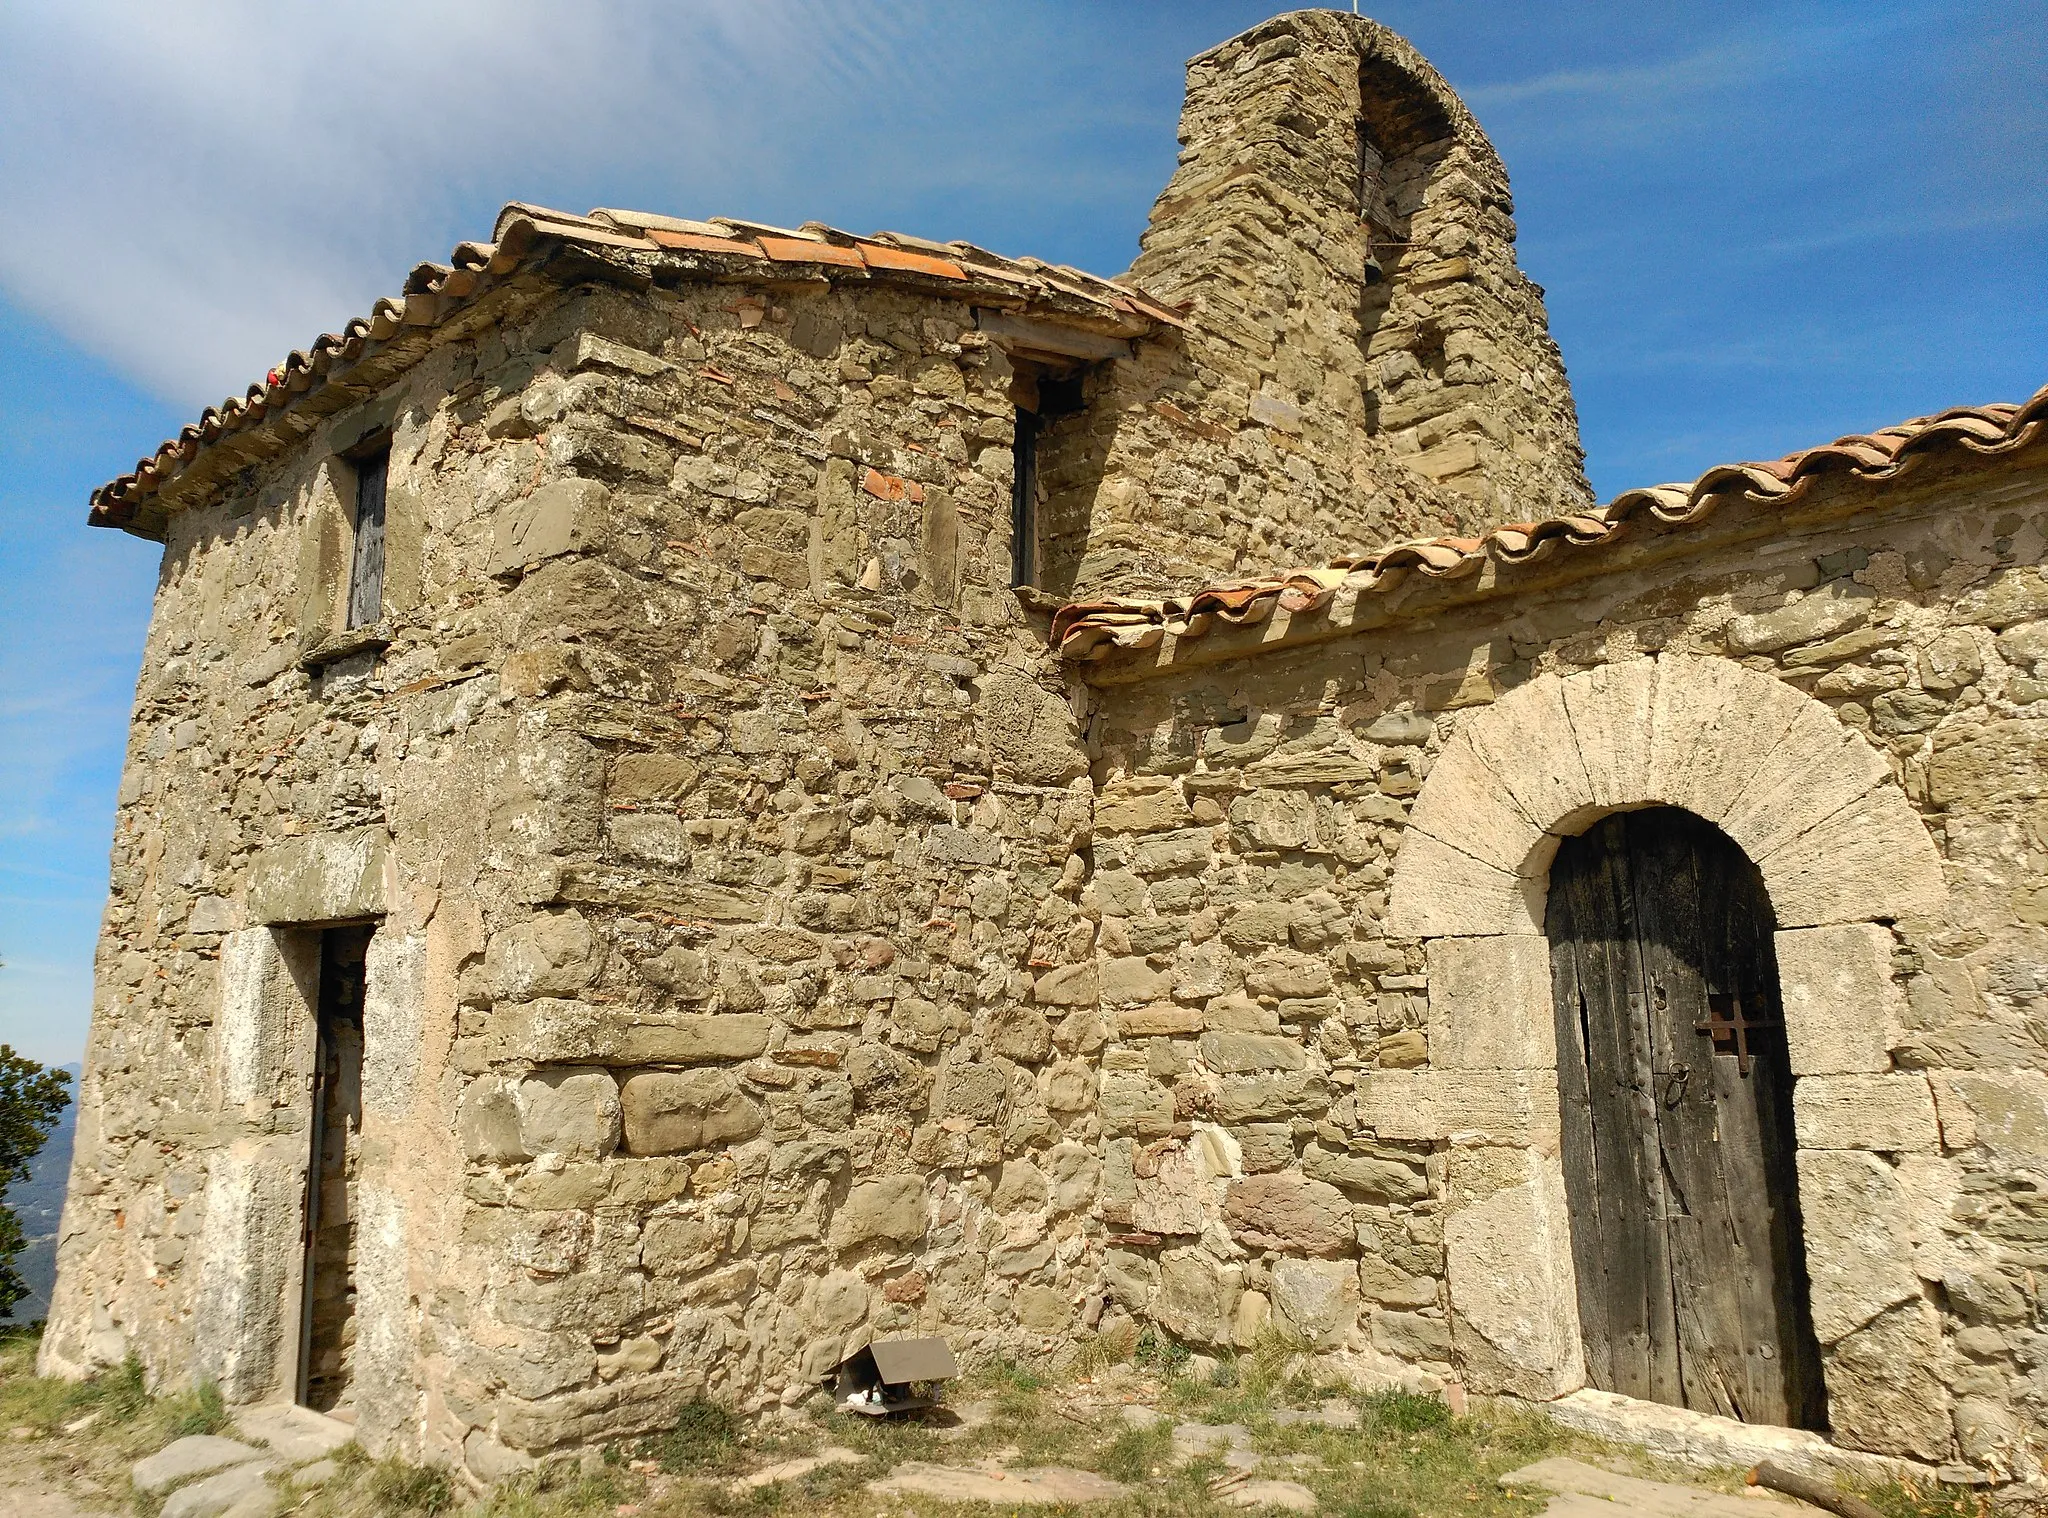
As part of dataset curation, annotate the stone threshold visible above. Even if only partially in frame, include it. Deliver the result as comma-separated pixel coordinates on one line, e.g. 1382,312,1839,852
1538,1387,1953,1488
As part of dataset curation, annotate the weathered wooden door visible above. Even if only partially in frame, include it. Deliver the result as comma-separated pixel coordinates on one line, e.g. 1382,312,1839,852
1547,808,1826,1429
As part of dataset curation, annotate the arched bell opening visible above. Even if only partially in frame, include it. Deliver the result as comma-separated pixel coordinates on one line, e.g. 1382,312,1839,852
1546,806,1826,1430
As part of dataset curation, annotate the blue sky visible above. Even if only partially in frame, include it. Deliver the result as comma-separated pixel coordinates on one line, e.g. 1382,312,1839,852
1,0,2043,1067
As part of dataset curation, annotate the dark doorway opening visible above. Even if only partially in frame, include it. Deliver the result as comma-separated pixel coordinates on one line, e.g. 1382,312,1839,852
1009,364,1086,590
1547,808,1826,1429
298,925,369,1414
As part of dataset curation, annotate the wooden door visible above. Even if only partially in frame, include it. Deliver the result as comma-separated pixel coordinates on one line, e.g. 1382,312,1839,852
1548,808,1826,1429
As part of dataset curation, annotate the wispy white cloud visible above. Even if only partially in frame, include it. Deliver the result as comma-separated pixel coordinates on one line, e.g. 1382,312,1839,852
0,0,975,408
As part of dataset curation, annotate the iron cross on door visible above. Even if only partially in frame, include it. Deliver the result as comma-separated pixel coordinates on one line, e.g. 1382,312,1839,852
1695,993,1782,1077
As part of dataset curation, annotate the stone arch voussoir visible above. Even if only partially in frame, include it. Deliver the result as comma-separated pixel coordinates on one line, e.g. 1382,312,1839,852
1388,656,1947,938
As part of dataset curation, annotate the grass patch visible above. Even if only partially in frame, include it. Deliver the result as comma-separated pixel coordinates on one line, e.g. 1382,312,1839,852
975,1355,1047,1394
159,1379,228,1439
1862,1474,1998,1518
647,1398,742,1473
473,1460,632,1517
1360,1390,1454,1434
1096,1420,1177,1484
365,1454,458,1515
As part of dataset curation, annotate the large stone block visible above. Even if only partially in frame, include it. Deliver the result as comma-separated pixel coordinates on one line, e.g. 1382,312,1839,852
1034,962,1098,1006
1386,830,1545,939
1557,659,1659,813
487,911,604,1000
1644,657,1805,827
1270,1258,1358,1348
133,1436,263,1494
1132,1140,1211,1236
619,1070,764,1155
216,927,317,1113
362,929,424,1123
1755,784,1947,929
518,1069,622,1160
458,1078,528,1163
1930,1070,2048,1155
1928,718,2048,807
1222,1172,1351,1256
1773,924,1901,1075
1229,790,1322,851
1426,935,1556,1071
1405,733,1545,875
1199,1032,1307,1074
191,1139,306,1403
1128,828,1217,877
975,672,1087,787
1301,1144,1427,1203
1359,1069,1558,1146
489,477,611,575
1096,781,1191,834
1155,1248,1241,1347
1717,705,1890,865
934,1059,1011,1121
609,752,700,802
349,1180,412,1450
246,827,389,926
1725,579,1876,655
1795,1149,1918,1344
1099,955,1173,1005
830,1175,927,1249
1793,1074,1938,1152
1444,1150,1583,1399
1212,1069,1329,1124
1458,674,1599,836
1099,1070,1177,1136
1822,1298,1952,1462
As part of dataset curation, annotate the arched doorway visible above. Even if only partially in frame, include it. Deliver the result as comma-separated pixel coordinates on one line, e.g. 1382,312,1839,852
1547,807,1826,1428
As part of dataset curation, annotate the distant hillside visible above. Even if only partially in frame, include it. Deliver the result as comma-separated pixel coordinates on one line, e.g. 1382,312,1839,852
3,1063,80,1324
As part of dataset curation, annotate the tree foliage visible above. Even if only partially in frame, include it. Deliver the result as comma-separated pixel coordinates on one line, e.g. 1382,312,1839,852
0,1044,71,1318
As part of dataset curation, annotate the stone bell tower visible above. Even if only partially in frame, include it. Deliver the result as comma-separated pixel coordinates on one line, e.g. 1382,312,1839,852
1108,9,1589,577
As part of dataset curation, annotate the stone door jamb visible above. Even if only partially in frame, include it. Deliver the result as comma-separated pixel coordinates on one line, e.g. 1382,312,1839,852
1375,655,1948,1419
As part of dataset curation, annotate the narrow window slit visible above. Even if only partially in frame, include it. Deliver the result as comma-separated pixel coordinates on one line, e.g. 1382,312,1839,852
346,446,389,629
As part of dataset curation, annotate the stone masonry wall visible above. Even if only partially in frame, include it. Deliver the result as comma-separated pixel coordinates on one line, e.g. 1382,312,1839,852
47,6,2043,1489
1046,9,1588,598
1081,452,2048,1480
46,266,1161,1474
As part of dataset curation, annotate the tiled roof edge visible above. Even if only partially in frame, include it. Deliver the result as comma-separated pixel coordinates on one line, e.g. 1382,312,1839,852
1050,383,2048,662
88,204,1186,536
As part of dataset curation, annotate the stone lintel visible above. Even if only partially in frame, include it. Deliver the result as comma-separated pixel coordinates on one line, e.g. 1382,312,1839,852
247,827,391,927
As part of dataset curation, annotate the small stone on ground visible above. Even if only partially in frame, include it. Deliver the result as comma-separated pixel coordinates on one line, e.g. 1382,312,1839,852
289,1459,338,1489
1222,1477,1319,1512
160,1461,277,1518
235,1404,354,1463
871,1461,1129,1505
132,1436,262,1494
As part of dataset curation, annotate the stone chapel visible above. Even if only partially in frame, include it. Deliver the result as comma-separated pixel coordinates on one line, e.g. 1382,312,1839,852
42,7,2048,1496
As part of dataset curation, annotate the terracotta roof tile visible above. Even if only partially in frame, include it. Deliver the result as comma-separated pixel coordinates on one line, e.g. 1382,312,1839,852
1049,385,2048,661
87,201,1179,533
647,228,767,257
758,235,866,268
856,243,967,280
